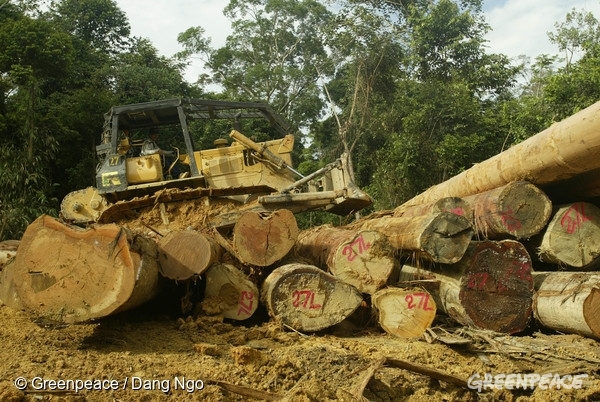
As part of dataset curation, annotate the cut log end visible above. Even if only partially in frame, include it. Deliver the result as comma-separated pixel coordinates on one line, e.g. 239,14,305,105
536,202,600,267
372,287,436,338
469,181,552,239
420,212,474,264
233,209,299,266
329,231,396,295
12,215,160,323
203,263,259,320
261,263,363,332
459,240,533,334
158,230,222,280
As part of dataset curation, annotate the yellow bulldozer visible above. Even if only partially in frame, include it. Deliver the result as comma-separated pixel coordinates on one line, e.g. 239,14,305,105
60,98,372,227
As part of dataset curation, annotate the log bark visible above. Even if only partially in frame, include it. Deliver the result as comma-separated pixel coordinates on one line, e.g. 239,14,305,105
529,202,600,268
11,215,161,323
395,197,472,220
397,240,534,334
202,263,259,320
158,230,223,280
261,263,363,332
357,212,474,264
462,181,553,239
232,209,299,266
371,287,437,338
295,226,396,294
398,101,600,209
532,271,600,340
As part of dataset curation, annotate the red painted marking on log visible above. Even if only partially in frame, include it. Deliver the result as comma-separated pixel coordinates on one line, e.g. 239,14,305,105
466,272,489,291
292,290,322,310
237,291,255,317
499,207,522,232
342,234,372,262
492,260,532,293
446,207,465,216
560,203,590,234
405,292,435,311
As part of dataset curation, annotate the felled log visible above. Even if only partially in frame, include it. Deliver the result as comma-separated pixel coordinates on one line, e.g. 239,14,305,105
261,263,363,332
232,209,299,266
201,263,259,320
462,181,553,239
371,287,436,338
357,212,473,264
397,240,534,334
11,215,160,323
158,230,223,280
398,101,600,209
295,226,396,294
532,271,600,339
395,197,472,220
528,202,600,268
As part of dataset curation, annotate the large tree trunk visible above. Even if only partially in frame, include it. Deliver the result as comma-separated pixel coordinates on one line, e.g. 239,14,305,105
201,263,259,321
397,240,534,334
295,226,396,294
528,202,600,268
260,263,363,332
231,209,299,266
371,287,436,338
158,230,223,280
356,212,474,264
11,215,161,323
532,272,600,340
398,101,600,209
462,181,553,239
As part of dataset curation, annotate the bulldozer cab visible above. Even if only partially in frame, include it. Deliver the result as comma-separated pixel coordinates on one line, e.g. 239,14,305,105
95,98,298,199
61,98,372,225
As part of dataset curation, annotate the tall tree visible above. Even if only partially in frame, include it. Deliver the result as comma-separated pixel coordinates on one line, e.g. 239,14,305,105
177,0,332,131
0,2,74,240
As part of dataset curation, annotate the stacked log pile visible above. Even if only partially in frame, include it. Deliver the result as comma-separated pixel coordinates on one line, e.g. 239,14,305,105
2,101,600,341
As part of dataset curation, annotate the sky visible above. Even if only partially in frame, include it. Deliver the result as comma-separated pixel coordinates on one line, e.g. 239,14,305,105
114,0,600,84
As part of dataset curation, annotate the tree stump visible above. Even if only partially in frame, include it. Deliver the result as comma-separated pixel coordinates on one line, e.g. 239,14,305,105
463,181,553,239
261,263,363,332
371,287,437,338
158,230,223,280
533,271,600,340
398,240,534,334
11,215,161,323
232,209,299,266
358,212,474,264
295,226,396,294
202,263,259,320
529,202,600,268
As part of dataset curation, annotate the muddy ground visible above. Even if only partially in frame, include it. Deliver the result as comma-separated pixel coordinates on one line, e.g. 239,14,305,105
1,300,599,402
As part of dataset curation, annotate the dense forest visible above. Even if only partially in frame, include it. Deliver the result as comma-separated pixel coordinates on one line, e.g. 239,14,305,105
1,0,599,241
